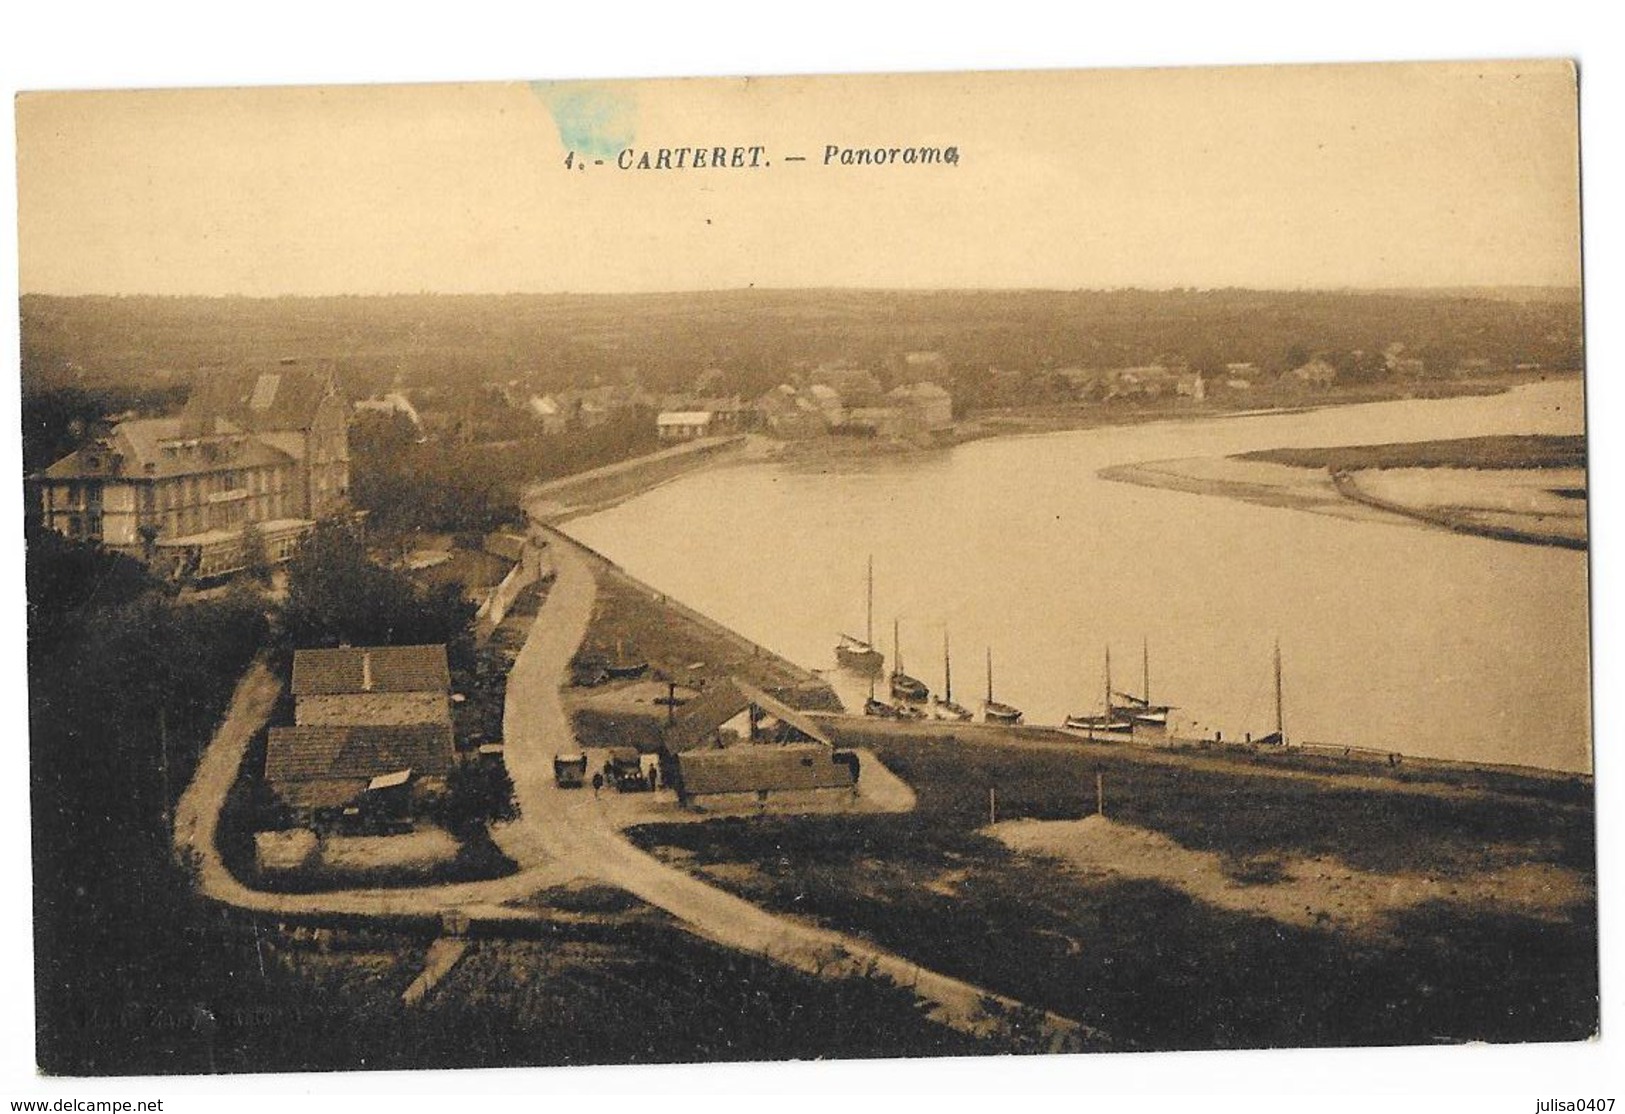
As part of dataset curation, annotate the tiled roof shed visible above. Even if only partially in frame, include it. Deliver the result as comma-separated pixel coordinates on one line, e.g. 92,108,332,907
676,744,856,798
265,722,454,795
292,645,451,696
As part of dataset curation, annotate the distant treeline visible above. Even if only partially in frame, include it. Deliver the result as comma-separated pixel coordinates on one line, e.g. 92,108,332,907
1241,434,1588,473
21,289,1584,403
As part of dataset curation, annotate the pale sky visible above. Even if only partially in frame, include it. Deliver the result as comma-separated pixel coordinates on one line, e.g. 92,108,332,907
14,61,1582,295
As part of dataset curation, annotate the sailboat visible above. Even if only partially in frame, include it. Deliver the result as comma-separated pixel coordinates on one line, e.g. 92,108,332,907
835,557,885,675
1254,640,1287,747
889,618,931,703
864,678,900,719
983,647,1023,725
931,631,973,721
1064,646,1134,735
1110,640,1173,731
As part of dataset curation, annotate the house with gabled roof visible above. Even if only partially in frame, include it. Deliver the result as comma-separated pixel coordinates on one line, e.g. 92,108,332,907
33,414,313,578
180,360,350,521
291,644,453,729
264,722,455,823
32,358,350,579
662,677,858,810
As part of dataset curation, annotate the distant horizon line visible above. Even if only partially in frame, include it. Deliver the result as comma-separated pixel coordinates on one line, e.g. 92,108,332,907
17,282,1585,300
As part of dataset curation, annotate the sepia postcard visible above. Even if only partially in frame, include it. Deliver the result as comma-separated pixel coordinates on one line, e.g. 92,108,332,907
14,60,1594,1082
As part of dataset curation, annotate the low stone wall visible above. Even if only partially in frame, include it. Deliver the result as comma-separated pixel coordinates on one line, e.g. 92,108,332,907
475,540,551,644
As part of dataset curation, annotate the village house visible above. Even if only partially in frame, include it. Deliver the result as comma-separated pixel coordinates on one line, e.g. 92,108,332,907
662,678,859,810
886,381,954,431
263,722,455,828
39,423,300,579
1290,357,1339,385
291,644,454,729
1106,364,1183,400
656,410,714,441
181,362,351,522
692,395,757,432
526,393,570,434
841,405,906,438
266,644,458,829
33,361,351,580
805,383,847,428
753,385,825,438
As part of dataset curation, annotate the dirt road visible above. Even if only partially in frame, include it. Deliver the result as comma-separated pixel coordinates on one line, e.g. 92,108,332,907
174,529,1096,1047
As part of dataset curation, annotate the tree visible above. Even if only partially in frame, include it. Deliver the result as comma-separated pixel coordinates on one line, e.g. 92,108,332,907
281,522,477,660
239,522,271,583
435,760,518,835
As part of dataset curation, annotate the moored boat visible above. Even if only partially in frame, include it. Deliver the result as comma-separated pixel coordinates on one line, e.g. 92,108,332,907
931,631,974,721
1109,640,1173,731
1065,645,1134,735
889,618,931,703
835,557,885,674
983,647,1023,725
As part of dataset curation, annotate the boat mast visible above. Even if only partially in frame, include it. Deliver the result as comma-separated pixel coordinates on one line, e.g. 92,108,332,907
1104,645,1113,716
944,631,953,704
866,556,874,648
986,647,994,704
1274,639,1285,743
1143,638,1151,704
894,618,903,676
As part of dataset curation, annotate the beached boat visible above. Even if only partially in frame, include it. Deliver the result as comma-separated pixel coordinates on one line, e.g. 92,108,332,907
983,648,1023,725
931,631,974,721
1064,646,1134,735
864,682,901,719
1110,640,1173,730
604,638,649,680
835,557,885,675
889,618,931,703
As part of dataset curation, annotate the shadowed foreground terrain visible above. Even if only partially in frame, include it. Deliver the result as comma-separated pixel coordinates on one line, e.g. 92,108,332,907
628,734,1596,1051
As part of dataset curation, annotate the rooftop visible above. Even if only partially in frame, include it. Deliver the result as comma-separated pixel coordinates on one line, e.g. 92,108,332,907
40,416,294,481
265,722,455,784
181,364,340,434
677,743,856,797
665,677,833,753
292,644,451,696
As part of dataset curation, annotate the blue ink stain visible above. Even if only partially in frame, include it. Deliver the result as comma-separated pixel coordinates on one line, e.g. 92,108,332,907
528,81,636,160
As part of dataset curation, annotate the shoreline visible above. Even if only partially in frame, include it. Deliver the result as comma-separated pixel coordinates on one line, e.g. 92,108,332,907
524,382,1588,778
1100,455,1587,552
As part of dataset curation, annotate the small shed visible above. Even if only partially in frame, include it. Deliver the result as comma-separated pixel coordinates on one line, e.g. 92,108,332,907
264,722,454,826
674,744,858,810
656,410,714,442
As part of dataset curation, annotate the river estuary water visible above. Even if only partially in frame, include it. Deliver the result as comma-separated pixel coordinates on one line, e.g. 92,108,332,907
566,378,1591,773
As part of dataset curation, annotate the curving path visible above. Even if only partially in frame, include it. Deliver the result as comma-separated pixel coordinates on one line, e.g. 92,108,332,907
174,530,1098,1048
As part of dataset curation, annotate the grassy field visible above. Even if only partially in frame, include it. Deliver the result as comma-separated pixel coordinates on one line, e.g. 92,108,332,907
1241,434,1586,472
567,543,843,711
92,894,1000,1074
625,734,1597,1051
